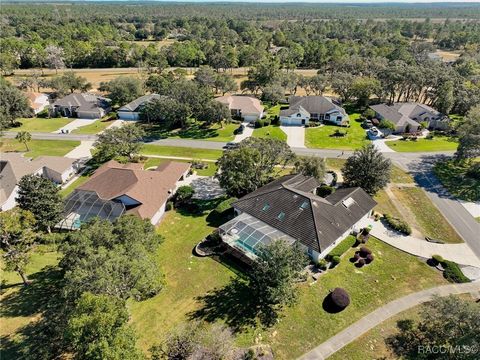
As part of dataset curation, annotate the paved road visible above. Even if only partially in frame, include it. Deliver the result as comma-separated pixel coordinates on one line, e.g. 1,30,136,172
299,281,480,360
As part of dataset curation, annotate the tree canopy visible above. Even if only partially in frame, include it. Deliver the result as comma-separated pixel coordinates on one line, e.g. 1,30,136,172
93,123,145,161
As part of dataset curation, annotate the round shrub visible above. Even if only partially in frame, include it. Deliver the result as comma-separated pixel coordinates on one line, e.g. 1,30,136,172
331,255,341,266
330,288,350,309
432,254,444,265
357,259,366,267
353,253,360,261
366,254,374,264
359,247,372,257
165,201,174,211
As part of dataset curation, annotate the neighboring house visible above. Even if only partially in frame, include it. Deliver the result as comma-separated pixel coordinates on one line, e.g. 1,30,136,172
51,93,111,119
215,95,264,122
370,102,449,134
0,153,79,211
25,92,49,114
219,174,376,265
279,96,349,126
117,94,162,121
58,160,190,230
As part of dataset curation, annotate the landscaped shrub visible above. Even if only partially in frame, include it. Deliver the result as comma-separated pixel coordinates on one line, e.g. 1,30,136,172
383,213,412,235
359,247,372,257
442,260,470,283
254,119,265,128
263,118,271,126
366,254,374,264
432,254,444,265
165,201,174,211
356,258,366,267
214,197,237,214
327,235,357,260
37,108,49,118
317,185,335,198
317,259,328,270
330,288,350,310
270,116,279,125
330,256,341,267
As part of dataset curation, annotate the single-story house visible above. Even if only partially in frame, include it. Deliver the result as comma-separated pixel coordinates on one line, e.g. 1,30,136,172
219,174,376,264
0,153,79,211
215,95,264,122
280,96,349,126
25,92,49,114
57,160,190,230
51,93,111,119
370,102,449,134
117,94,162,121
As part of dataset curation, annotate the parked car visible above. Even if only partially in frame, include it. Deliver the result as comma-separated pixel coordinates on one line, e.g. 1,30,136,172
223,142,239,150
234,124,245,135
362,119,373,129
367,126,383,139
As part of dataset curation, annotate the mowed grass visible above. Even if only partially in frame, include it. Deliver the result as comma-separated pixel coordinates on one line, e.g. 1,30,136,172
129,211,236,352
374,189,403,219
71,118,116,134
143,123,237,142
0,139,80,158
434,160,480,202
391,187,463,243
141,145,222,160
59,174,91,197
386,136,458,152
252,125,287,141
305,114,369,150
143,157,218,177
390,166,414,184
11,118,72,133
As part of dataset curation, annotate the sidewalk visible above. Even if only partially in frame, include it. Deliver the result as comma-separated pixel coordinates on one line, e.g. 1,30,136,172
370,221,480,267
298,281,480,360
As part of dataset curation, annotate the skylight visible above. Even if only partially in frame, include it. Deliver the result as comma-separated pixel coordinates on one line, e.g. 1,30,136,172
277,212,286,221
300,201,309,210
262,204,270,211
342,197,355,208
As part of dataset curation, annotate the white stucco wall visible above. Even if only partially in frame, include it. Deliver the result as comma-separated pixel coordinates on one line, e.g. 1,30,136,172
118,111,140,121
150,201,167,225
279,113,310,126
1,186,18,211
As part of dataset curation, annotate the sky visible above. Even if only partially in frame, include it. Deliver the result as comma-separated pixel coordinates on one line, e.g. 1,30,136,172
57,0,480,3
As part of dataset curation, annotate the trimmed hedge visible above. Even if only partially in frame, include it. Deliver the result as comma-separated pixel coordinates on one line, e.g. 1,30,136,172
327,235,357,260
383,213,412,235
214,197,237,214
442,260,470,283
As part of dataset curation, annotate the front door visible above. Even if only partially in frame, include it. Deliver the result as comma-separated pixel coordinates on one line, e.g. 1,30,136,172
301,119,306,125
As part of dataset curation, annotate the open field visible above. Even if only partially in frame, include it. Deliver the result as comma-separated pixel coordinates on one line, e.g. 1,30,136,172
252,125,287,141
141,145,222,160
391,186,463,243
71,118,117,135
9,118,72,133
305,114,369,150
0,139,80,158
386,136,458,152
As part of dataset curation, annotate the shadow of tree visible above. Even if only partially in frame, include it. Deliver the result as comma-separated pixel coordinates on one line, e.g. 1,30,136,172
0,267,70,360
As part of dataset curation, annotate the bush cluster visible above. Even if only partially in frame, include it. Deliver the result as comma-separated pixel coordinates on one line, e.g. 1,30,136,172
441,260,470,283
383,213,412,235
254,118,271,128
214,197,237,214
327,236,357,262
317,185,335,198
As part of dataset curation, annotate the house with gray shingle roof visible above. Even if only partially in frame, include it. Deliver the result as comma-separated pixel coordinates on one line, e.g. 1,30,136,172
279,96,349,126
219,174,376,264
52,93,111,119
118,94,162,121
370,102,449,134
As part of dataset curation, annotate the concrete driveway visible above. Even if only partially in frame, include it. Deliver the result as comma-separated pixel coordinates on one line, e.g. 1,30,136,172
233,122,254,143
280,125,305,148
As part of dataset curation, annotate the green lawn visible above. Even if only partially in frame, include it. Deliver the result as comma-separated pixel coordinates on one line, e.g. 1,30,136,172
59,174,91,197
143,123,237,142
391,187,463,243
141,145,222,160
10,117,72,133
71,118,116,134
143,157,218,177
374,189,403,220
390,165,414,184
252,125,287,141
0,139,80,158
305,114,369,150
386,136,458,152
434,160,480,202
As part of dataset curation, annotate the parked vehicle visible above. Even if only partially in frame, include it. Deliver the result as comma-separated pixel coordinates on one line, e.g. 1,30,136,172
362,119,373,129
223,142,239,150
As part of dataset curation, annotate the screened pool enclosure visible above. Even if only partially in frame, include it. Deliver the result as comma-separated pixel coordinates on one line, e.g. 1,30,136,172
56,190,125,230
219,212,296,260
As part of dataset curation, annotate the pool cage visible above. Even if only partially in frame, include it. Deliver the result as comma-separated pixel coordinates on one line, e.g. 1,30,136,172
219,212,296,261
56,190,125,231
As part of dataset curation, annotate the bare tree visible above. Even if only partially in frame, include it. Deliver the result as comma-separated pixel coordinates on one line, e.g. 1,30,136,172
45,45,65,74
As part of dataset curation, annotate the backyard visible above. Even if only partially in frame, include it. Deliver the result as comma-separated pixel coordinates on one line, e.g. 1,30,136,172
9,117,72,133
305,113,369,150
0,139,80,158
386,136,458,152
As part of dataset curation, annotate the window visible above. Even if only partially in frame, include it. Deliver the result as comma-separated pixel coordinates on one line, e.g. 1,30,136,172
277,212,286,221
297,113,302,117
262,204,270,211
300,201,309,210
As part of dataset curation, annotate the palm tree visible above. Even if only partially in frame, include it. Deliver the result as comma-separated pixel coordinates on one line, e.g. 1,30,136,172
15,131,32,151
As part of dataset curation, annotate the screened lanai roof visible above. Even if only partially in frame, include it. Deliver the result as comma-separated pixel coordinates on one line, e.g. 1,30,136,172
56,190,125,231
219,213,296,260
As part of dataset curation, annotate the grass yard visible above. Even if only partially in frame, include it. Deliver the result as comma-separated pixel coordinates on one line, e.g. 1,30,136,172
252,125,287,141
141,145,222,160
325,158,346,172
391,187,463,243
390,166,414,184
434,160,480,202
143,123,237,142
386,136,458,152
374,189,403,220
59,174,91,197
143,157,218,177
305,113,369,150
0,139,80,158
10,118,72,133
71,118,116,134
